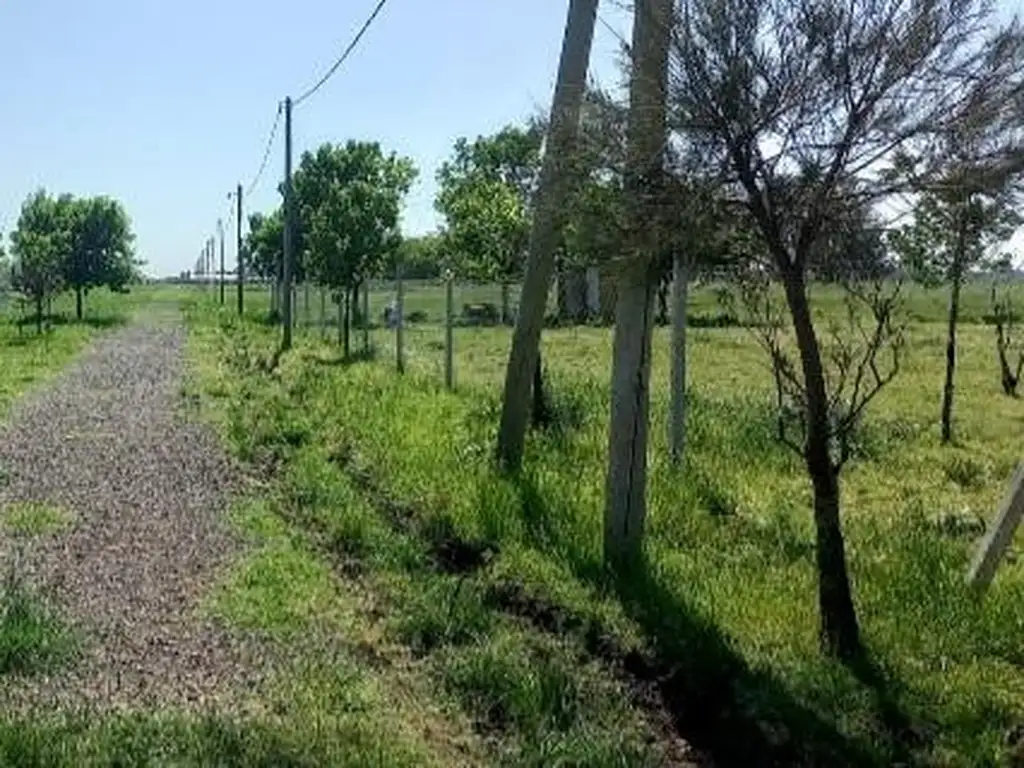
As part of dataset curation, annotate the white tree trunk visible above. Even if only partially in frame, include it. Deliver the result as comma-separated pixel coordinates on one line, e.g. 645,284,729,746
669,253,690,465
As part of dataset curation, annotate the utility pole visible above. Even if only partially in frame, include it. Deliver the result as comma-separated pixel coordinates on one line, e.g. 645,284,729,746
281,97,294,350
236,183,244,315
495,0,599,471
218,219,225,305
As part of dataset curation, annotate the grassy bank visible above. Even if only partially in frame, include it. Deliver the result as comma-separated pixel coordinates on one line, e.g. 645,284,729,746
184,290,1024,766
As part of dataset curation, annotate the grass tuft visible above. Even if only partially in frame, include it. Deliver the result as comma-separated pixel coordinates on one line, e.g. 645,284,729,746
1,502,74,537
0,564,77,676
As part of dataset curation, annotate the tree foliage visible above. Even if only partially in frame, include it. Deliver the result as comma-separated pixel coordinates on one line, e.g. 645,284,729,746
8,189,138,326
64,195,137,316
388,233,443,280
294,141,416,293
245,211,284,282
435,125,542,281
10,191,74,329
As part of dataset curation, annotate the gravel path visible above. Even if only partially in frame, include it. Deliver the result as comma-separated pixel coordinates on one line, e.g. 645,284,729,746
0,306,266,714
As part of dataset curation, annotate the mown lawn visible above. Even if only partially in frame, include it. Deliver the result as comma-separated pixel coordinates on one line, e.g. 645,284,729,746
183,277,1024,767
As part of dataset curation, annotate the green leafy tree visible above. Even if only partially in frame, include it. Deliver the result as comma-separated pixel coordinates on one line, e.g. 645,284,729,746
293,141,417,356
10,190,73,332
387,233,442,280
245,211,283,282
435,125,542,319
64,196,137,319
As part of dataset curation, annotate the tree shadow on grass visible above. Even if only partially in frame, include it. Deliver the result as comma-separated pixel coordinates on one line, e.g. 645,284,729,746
13,314,127,331
503,473,883,767
309,346,378,368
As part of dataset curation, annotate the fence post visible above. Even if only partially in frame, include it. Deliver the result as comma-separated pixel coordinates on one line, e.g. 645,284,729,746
342,292,350,348
363,280,370,352
320,287,327,340
304,282,310,330
445,271,454,390
396,264,405,374
966,462,1024,590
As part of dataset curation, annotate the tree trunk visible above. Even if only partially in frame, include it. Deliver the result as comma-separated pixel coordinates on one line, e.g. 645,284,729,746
603,0,672,573
585,266,601,319
495,0,599,471
500,281,511,326
75,287,83,321
342,294,350,348
598,261,618,324
343,289,351,359
669,253,690,466
35,295,43,335
557,267,587,323
656,277,670,325
531,349,551,427
320,288,327,340
363,280,371,351
783,271,861,661
941,260,964,444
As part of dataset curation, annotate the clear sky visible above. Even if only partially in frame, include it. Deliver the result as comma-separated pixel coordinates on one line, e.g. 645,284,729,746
0,0,631,278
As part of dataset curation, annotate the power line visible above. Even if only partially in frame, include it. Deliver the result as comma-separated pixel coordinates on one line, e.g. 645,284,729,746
293,0,391,107
246,102,284,198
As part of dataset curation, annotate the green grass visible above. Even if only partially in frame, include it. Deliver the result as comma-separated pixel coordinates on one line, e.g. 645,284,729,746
181,279,1024,766
1,502,74,537
0,712,432,767
0,567,77,677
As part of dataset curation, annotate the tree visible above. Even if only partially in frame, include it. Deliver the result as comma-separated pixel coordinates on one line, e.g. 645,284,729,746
890,140,1024,442
64,196,137,319
246,211,283,282
388,234,443,280
673,0,1024,659
435,124,543,320
10,190,72,332
293,141,416,357
495,0,600,471
990,268,1024,397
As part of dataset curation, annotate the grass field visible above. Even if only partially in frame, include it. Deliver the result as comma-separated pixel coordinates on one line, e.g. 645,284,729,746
182,277,1024,766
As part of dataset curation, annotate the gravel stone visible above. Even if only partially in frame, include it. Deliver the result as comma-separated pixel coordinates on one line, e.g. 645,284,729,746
0,308,268,715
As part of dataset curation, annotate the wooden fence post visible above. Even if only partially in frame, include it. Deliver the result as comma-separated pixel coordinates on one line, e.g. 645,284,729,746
396,265,405,374
342,294,350,348
320,287,327,340
445,272,454,390
304,282,310,329
966,461,1024,591
363,280,370,352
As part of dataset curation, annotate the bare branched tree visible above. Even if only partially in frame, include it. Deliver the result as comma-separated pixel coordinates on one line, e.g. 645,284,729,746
991,278,1024,397
672,0,1024,659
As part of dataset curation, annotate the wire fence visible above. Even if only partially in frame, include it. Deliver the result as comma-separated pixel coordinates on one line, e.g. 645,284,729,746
219,276,566,390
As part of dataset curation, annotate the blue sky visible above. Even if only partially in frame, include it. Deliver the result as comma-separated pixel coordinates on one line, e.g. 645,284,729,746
0,0,630,278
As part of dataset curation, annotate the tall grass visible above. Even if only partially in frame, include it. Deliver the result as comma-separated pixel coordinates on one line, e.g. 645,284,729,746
184,284,1024,766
